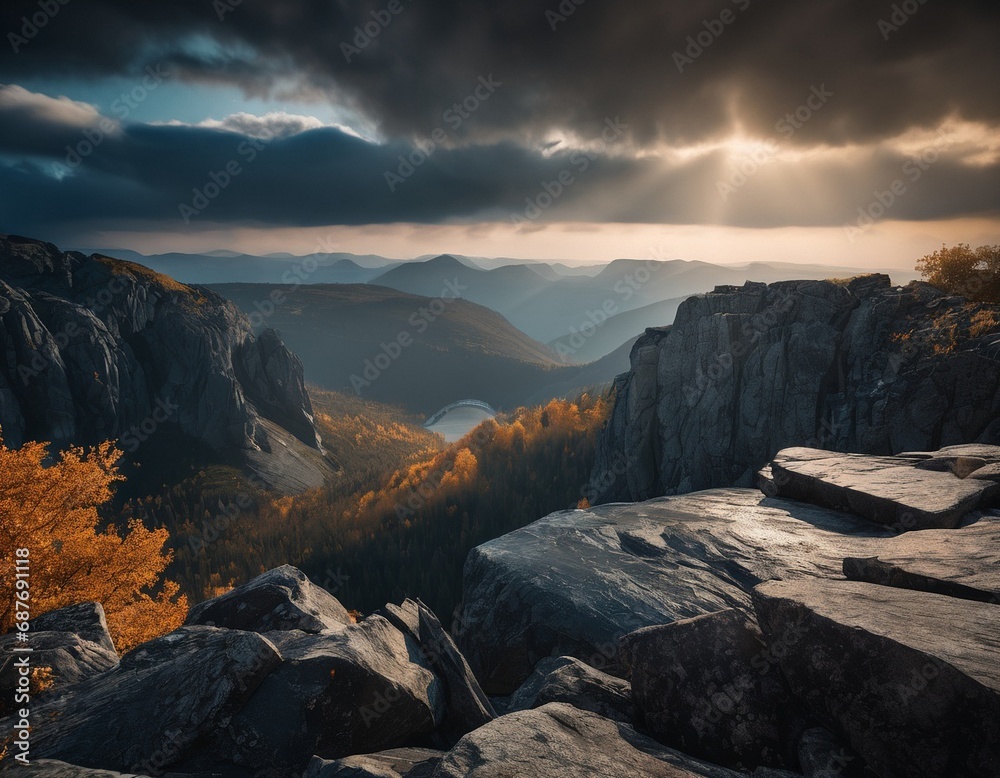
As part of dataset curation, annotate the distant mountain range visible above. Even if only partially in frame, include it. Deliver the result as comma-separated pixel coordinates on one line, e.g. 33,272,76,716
92,247,919,364
83,250,393,285
546,297,685,364
209,283,624,414
370,254,918,346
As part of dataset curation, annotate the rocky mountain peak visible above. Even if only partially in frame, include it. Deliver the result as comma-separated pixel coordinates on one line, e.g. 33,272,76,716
0,234,327,493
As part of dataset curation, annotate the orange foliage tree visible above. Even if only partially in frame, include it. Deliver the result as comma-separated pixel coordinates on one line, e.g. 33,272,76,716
0,436,187,652
917,243,1000,302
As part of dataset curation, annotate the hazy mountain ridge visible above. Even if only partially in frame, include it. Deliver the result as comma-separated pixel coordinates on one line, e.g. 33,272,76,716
372,254,920,345
209,282,587,414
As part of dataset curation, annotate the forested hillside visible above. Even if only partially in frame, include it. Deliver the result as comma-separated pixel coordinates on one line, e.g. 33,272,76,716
129,391,610,624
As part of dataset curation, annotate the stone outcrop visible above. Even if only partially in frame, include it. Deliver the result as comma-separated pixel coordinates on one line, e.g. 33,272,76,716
456,488,894,693
0,568,509,777
202,617,444,774
432,703,742,778
766,446,1000,529
842,515,1000,602
0,234,327,493
374,598,495,745
304,748,443,777
621,609,803,771
503,655,633,723
11,626,282,774
457,459,999,697
0,602,117,705
593,276,1000,503
753,579,1000,777
0,761,157,777
457,446,999,774
498,655,576,713
184,564,354,633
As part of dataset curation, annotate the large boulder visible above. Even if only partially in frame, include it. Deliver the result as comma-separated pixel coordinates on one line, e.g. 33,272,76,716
194,616,444,775
4,626,281,775
374,598,494,744
752,579,1000,778
842,514,1000,603
184,564,353,633
621,609,803,771
432,703,743,777
592,276,1000,503
498,656,576,713
0,602,117,704
768,447,999,530
303,748,443,777
504,655,633,723
457,488,893,693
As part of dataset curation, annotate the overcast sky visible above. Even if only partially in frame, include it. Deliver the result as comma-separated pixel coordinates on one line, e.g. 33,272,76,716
1,0,998,266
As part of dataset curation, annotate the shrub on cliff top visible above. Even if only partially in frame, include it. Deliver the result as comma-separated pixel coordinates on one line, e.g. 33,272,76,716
917,243,1000,303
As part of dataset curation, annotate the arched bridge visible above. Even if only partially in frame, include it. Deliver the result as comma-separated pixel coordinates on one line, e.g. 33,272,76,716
423,399,498,428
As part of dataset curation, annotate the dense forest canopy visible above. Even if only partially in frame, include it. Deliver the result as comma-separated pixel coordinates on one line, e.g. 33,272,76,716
131,390,612,626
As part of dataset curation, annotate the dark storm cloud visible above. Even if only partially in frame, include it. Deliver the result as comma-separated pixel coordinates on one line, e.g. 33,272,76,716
0,95,996,236
0,85,108,156
2,0,999,147
0,112,640,233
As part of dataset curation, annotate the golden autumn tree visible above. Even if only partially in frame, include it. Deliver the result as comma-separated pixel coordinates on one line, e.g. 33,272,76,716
0,435,187,652
917,243,1000,302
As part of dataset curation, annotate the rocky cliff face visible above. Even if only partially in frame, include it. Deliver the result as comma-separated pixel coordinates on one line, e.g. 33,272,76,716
454,445,1000,776
0,234,327,492
592,274,1000,503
